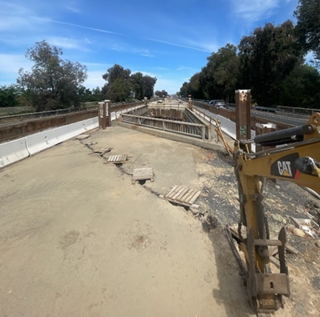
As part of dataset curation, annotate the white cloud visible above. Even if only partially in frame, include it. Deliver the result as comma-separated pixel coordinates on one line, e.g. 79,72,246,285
183,39,219,53
0,54,32,74
0,54,33,86
131,70,158,78
0,16,31,31
0,1,31,15
46,20,211,53
143,37,210,52
47,37,91,51
111,43,127,52
229,0,295,21
81,63,112,89
154,78,182,94
133,49,155,58
51,20,122,35
83,71,105,89
111,44,155,57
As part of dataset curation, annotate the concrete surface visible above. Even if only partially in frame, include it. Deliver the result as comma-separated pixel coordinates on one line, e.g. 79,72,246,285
0,126,251,317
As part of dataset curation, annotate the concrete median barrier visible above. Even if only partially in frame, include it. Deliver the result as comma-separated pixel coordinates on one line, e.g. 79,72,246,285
26,118,98,155
0,138,29,168
1,118,99,168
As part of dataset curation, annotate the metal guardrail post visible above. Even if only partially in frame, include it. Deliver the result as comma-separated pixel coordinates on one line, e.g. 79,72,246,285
201,126,205,140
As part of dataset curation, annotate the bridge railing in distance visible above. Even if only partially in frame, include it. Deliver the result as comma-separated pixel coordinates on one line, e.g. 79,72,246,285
276,105,319,116
121,113,207,140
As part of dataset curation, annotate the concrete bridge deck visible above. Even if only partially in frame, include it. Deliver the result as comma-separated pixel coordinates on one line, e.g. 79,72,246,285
0,125,249,317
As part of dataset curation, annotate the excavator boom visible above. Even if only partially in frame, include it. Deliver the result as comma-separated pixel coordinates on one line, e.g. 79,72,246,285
233,112,320,313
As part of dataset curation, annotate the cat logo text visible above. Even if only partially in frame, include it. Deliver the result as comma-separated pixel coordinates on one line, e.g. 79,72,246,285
277,161,292,177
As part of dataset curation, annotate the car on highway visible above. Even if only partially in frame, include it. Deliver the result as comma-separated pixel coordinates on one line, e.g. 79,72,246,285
208,100,227,108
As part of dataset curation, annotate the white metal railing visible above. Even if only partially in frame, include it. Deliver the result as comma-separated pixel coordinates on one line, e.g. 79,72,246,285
121,113,206,139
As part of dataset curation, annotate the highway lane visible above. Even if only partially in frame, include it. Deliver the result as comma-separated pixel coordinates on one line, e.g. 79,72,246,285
251,110,308,127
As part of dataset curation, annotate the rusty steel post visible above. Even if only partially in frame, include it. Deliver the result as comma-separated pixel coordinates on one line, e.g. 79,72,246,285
255,123,277,152
98,100,110,129
235,90,251,140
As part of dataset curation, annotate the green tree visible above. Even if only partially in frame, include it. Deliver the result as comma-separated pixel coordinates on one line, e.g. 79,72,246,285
102,64,131,98
155,90,168,98
179,82,190,98
238,21,303,106
179,44,239,101
143,75,157,99
107,78,131,102
130,72,144,100
205,44,239,102
280,65,320,108
188,73,204,99
0,85,20,107
294,0,320,63
17,40,87,111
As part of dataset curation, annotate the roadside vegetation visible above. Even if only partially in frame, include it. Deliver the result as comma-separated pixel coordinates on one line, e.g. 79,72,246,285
179,0,320,109
0,43,157,113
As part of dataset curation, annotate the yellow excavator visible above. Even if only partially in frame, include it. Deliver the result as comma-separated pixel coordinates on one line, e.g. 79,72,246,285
230,112,320,313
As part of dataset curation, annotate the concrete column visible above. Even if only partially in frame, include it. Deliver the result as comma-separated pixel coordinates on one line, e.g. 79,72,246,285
106,100,111,126
188,95,192,110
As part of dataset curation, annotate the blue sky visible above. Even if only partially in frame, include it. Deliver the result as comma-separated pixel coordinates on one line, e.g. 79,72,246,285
0,0,299,94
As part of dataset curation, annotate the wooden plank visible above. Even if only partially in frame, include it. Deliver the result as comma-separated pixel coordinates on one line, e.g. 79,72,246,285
175,187,189,201
165,185,178,198
166,185,181,199
188,190,201,205
172,186,187,200
181,189,197,204
165,198,192,208
180,187,192,201
269,256,280,268
132,168,153,181
164,186,201,207
106,154,127,163
285,244,299,255
269,246,278,256
168,186,183,199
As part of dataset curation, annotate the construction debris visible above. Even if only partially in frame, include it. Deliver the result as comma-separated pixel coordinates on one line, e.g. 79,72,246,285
93,148,112,157
164,185,201,208
105,154,128,164
290,216,320,238
75,134,90,140
132,167,154,184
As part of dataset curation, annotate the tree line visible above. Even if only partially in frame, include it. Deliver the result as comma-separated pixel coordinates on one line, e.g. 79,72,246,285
101,64,157,103
0,42,157,111
179,0,320,108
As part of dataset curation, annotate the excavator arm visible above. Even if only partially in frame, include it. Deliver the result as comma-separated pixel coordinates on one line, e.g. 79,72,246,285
233,113,320,313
